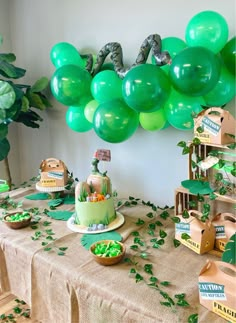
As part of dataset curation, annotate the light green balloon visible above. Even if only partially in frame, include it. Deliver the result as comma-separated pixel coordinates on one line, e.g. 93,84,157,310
185,10,229,53
91,70,122,103
66,105,93,132
84,100,99,123
50,42,84,68
139,109,167,131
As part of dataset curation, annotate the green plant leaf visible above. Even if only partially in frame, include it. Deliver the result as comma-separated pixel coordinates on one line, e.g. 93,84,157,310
0,53,16,63
80,231,122,250
188,313,198,323
0,123,8,140
0,57,26,78
0,137,10,160
0,80,16,109
173,239,181,248
222,234,236,264
47,210,74,221
31,77,49,92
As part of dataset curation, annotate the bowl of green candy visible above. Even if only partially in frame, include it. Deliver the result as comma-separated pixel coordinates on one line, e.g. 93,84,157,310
90,240,125,266
3,211,32,229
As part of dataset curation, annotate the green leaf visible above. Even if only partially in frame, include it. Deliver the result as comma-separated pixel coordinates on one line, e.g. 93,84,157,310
160,281,170,286
0,123,8,140
146,212,154,218
181,233,191,240
0,80,16,109
57,251,65,256
47,210,74,221
0,137,10,160
188,313,198,323
171,216,181,223
135,273,143,282
0,53,16,63
160,301,171,307
176,299,190,307
31,77,49,92
177,141,186,148
173,239,181,248
135,218,145,225
0,57,26,78
25,192,51,200
159,230,167,238
222,234,236,264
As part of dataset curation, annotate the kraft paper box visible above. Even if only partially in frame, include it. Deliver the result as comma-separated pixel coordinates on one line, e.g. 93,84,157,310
194,107,236,145
199,260,236,323
175,210,215,254
212,213,236,252
39,158,68,187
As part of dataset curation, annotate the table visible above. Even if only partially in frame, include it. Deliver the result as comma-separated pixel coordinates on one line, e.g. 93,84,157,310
0,187,226,323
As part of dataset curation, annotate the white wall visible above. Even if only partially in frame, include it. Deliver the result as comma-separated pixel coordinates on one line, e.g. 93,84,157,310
0,0,235,206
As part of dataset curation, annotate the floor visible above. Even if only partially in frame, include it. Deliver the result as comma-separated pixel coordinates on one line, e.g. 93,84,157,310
0,292,31,322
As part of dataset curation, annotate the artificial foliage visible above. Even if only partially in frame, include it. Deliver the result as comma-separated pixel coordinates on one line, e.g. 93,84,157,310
0,36,52,187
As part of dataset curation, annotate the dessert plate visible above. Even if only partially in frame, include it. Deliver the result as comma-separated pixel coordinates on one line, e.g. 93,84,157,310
67,212,125,234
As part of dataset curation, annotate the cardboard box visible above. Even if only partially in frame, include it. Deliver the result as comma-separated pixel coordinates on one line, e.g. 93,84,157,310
212,213,236,251
194,107,236,145
199,260,236,323
39,158,68,187
175,210,216,254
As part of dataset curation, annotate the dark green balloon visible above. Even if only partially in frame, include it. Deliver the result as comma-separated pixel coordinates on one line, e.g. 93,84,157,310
50,64,92,106
122,64,171,112
169,46,221,96
164,89,205,131
204,65,236,106
221,37,236,75
93,99,139,143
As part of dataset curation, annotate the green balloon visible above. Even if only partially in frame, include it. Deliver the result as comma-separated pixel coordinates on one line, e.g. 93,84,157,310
122,64,171,112
91,70,122,103
169,46,221,96
204,65,236,106
139,108,167,131
84,100,99,123
185,10,229,53
164,89,205,130
221,37,236,75
50,64,92,106
50,42,84,68
151,37,187,73
93,99,139,143
66,105,93,132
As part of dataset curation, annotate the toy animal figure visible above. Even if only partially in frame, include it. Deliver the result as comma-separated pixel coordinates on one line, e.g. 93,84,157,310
83,34,171,78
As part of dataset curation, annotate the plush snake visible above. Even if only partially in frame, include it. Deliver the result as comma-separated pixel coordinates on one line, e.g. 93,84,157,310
82,34,171,79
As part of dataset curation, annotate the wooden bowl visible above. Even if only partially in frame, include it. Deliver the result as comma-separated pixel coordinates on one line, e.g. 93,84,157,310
3,212,32,230
89,240,125,266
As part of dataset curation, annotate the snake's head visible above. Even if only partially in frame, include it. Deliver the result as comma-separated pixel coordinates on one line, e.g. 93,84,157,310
153,51,171,66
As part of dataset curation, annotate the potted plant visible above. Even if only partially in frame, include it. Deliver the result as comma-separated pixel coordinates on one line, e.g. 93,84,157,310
0,35,52,188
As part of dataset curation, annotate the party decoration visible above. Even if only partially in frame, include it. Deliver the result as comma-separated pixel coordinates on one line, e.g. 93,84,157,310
164,89,205,130
66,105,93,132
122,64,171,112
50,64,92,106
25,192,51,200
93,99,139,143
81,231,122,250
185,10,229,53
91,34,171,78
50,42,84,68
204,65,236,106
47,210,74,221
152,37,187,73
221,37,236,75
49,11,235,143
139,108,167,131
84,99,99,123
91,70,123,103
169,46,221,96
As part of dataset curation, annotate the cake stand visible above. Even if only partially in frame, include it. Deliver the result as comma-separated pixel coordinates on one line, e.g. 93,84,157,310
36,182,67,199
67,212,125,234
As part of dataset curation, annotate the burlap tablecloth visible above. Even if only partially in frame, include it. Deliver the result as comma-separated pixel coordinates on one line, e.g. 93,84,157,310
0,187,227,323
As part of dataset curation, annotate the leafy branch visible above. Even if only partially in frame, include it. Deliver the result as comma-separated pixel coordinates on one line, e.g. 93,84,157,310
0,298,30,322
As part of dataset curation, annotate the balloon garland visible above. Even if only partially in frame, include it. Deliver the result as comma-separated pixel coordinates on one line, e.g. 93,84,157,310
50,10,236,143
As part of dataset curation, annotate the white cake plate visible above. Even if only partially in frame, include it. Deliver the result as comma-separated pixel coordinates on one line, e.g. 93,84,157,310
67,212,125,234
36,182,66,192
